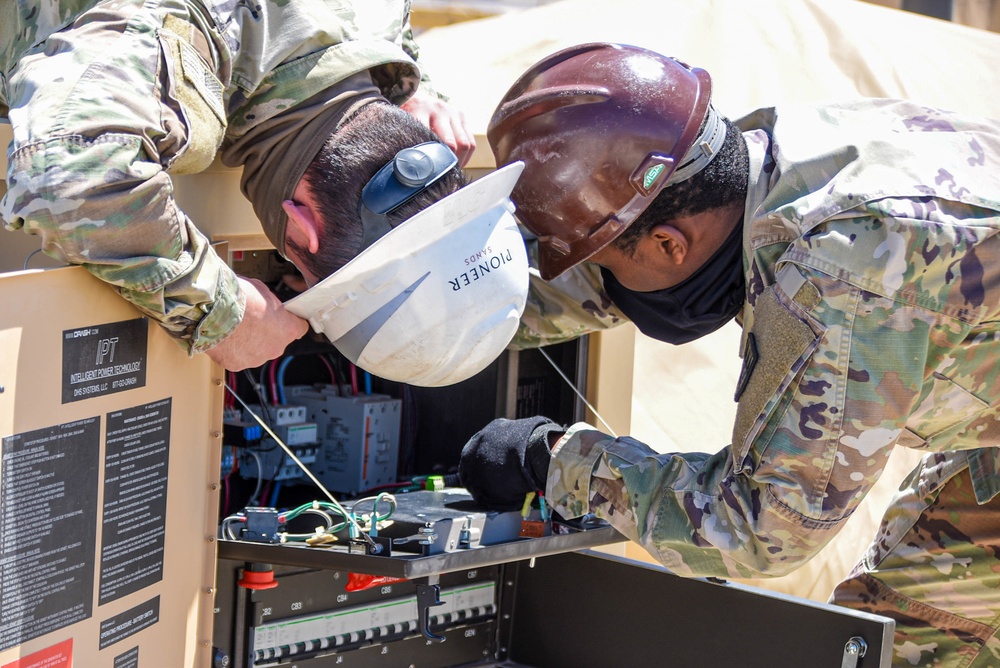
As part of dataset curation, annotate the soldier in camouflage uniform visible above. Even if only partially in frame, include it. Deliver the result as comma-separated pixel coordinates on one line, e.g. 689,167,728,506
460,43,1000,666
0,0,473,371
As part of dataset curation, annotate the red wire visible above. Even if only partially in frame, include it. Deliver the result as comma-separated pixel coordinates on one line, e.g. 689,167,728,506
350,364,359,396
318,355,336,385
268,360,278,405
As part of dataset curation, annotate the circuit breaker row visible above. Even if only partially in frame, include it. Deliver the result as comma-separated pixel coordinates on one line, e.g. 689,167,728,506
215,561,506,668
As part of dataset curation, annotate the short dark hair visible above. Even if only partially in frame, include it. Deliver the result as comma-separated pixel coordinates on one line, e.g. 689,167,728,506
292,102,468,281
612,116,749,255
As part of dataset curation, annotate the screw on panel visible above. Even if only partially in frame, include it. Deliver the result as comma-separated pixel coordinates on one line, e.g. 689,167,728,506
841,637,868,668
845,638,866,656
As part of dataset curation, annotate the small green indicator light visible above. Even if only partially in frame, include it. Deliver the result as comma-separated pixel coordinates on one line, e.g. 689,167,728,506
643,163,665,190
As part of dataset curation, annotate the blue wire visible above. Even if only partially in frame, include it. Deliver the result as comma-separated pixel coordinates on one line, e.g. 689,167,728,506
538,493,549,521
364,371,372,395
277,355,295,404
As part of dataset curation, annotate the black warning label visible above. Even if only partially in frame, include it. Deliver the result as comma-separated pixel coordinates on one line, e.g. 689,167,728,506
0,418,100,651
113,646,140,668
99,399,171,604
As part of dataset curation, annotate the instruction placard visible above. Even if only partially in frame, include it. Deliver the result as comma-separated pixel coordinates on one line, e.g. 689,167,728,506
62,318,148,404
0,419,100,651
99,399,171,604
98,597,159,650
112,646,139,668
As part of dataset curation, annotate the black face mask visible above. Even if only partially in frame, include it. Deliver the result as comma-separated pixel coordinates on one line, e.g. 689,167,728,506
600,222,745,345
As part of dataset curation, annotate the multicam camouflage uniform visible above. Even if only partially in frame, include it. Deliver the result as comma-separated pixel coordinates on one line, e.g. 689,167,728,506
533,99,1000,666
0,0,425,352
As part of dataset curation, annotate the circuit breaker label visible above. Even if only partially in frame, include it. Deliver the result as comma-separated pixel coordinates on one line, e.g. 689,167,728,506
99,399,171,604
62,318,148,404
0,419,100,651
98,597,159,650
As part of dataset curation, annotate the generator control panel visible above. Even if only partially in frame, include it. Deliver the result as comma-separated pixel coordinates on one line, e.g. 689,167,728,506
213,487,622,667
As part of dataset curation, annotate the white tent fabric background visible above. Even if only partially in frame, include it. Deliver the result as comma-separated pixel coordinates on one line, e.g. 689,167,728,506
417,0,1000,129
415,0,1000,602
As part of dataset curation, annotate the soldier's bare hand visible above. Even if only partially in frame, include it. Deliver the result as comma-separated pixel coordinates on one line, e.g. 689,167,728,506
401,90,476,166
206,277,309,371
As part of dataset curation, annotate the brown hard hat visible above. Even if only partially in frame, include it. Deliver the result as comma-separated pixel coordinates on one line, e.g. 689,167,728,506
488,42,718,280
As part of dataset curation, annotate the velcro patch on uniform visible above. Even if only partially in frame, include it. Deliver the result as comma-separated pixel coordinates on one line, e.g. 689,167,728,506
793,280,820,311
158,29,226,175
177,36,225,124
161,14,225,124
731,286,819,468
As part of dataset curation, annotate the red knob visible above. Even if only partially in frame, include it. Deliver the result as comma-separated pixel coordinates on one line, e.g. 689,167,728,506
238,565,278,590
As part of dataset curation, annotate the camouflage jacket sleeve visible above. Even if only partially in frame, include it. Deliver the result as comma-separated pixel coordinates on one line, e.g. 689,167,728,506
548,209,1000,579
3,138,244,353
0,3,243,354
511,241,629,350
398,18,442,100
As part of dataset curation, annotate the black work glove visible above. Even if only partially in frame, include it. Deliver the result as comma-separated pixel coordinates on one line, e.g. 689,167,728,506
459,416,564,511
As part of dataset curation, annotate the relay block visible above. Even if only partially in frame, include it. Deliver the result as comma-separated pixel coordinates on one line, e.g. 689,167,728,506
224,403,320,484
237,439,320,483
288,385,402,495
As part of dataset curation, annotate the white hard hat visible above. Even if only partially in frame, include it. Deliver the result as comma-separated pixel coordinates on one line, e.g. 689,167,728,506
285,161,528,387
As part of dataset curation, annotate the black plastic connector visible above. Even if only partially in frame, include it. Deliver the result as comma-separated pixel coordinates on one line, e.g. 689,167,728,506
239,507,282,543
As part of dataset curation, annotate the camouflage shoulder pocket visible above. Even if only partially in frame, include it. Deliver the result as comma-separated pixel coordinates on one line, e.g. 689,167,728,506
731,267,824,474
157,24,226,175
897,372,990,449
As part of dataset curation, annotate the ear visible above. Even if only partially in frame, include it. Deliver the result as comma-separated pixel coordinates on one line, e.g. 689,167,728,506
282,198,320,255
649,224,689,265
